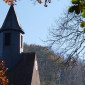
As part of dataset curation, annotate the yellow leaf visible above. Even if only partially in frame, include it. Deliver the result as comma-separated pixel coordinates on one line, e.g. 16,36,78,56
0,70,3,73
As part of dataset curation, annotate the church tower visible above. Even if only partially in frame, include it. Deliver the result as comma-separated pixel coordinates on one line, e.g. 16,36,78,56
0,6,24,70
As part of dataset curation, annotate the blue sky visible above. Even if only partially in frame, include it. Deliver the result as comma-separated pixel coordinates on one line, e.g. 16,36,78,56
0,0,71,46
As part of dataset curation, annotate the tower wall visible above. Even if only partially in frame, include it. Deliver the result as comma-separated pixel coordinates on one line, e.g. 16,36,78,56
0,33,4,57
0,31,23,70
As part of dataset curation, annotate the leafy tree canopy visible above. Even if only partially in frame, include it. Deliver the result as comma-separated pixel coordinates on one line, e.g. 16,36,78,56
69,0,85,32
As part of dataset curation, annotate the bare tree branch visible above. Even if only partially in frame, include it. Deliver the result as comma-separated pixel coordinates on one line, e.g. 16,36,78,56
48,12,85,60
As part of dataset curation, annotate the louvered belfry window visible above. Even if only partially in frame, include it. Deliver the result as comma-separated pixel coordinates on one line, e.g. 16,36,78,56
4,33,11,46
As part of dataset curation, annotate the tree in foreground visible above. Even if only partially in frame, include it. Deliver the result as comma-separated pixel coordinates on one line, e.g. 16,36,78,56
48,12,85,60
0,60,8,85
69,0,85,32
48,0,85,61
3,0,51,7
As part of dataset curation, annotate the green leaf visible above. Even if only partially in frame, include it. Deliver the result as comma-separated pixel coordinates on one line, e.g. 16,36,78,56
69,5,80,14
83,28,85,32
68,5,80,14
75,5,80,14
80,1,84,5
68,6,75,13
82,9,85,18
80,22,85,28
72,0,80,4
80,1,85,5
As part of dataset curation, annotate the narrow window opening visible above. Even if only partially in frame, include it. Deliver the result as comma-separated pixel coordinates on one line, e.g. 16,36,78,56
21,35,23,48
4,33,11,46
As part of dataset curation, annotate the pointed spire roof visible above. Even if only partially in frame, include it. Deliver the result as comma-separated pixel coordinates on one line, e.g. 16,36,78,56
0,6,24,34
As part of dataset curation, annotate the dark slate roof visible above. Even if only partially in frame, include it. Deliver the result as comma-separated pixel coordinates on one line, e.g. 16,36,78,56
7,52,36,85
0,6,24,34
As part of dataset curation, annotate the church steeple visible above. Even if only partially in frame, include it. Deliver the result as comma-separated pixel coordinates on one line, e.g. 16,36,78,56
0,5,24,34
0,6,24,70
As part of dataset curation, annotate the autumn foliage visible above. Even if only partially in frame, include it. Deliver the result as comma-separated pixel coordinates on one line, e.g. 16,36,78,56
3,0,16,5
37,0,51,7
69,0,85,32
3,0,51,7
0,60,8,85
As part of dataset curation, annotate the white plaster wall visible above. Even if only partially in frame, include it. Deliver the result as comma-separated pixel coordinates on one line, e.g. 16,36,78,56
31,56,41,85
